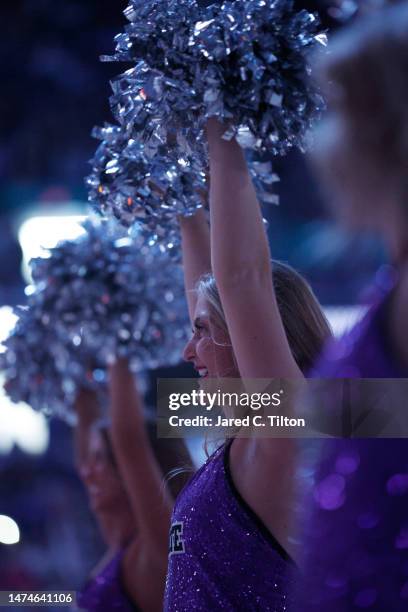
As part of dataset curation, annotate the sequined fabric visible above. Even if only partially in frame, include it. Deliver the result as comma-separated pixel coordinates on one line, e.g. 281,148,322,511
297,268,408,611
164,440,295,611
77,550,138,612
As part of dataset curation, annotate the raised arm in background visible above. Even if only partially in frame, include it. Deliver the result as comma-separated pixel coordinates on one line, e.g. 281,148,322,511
73,388,101,469
108,358,173,611
179,208,211,323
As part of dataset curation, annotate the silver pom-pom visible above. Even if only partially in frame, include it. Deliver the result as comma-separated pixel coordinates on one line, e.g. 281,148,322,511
86,123,206,238
30,218,189,370
87,0,325,229
0,308,86,421
104,0,326,156
1,218,189,419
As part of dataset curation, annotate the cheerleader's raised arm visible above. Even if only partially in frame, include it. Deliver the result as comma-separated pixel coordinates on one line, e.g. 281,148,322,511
108,359,173,611
179,208,211,324
206,118,303,381
74,388,101,470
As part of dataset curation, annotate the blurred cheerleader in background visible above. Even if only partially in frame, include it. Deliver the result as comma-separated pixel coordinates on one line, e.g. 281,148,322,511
74,361,192,612
296,4,408,610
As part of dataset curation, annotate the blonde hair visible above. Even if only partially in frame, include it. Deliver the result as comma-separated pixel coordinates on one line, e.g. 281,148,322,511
196,261,331,374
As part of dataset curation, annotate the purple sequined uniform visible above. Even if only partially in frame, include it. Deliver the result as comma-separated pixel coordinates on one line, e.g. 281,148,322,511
77,550,137,611
299,270,408,611
164,440,295,611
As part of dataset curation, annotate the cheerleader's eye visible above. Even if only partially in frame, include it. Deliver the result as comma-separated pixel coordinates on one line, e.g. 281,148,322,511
192,317,208,336
192,324,203,337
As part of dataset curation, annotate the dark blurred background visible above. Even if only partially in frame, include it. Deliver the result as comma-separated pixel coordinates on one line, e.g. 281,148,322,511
0,1,389,609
